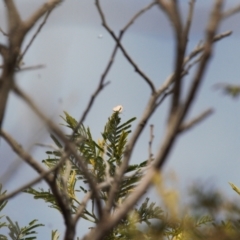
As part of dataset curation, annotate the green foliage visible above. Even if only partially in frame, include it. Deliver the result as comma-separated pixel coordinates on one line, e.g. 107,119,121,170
6,217,44,240
24,110,163,238
215,83,240,98
0,184,44,240
3,111,240,239
229,182,240,195
222,85,240,98
0,184,8,240
134,198,163,226
51,230,60,240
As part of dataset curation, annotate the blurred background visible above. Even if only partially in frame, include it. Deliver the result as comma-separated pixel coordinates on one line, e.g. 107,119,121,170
0,0,240,238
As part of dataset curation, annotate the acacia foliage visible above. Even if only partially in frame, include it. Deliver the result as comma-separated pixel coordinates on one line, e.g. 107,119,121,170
1,111,240,239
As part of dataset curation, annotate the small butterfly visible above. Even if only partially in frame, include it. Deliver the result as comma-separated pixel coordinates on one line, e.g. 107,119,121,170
113,105,123,113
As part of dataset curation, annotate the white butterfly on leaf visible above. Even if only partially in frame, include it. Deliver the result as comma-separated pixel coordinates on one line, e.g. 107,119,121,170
113,105,123,113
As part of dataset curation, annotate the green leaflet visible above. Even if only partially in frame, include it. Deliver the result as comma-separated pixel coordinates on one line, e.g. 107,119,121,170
22,110,172,238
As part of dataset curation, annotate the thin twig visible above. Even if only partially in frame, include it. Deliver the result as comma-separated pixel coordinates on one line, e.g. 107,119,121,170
0,0,61,132
97,2,169,215
74,2,157,135
84,1,226,239
0,161,61,203
148,124,154,163
16,64,45,72
104,64,174,216
73,191,92,224
182,0,224,119
18,11,52,65
75,2,157,134
0,27,8,36
82,0,161,217
169,0,194,116
178,108,213,133
183,31,232,66
1,129,76,240
222,4,240,19
0,129,73,228
71,81,110,139
183,0,195,43
183,55,203,76
13,85,98,199
13,84,103,235
157,0,185,115
156,88,174,106
23,0,62,32
1,129,48,175
95,0,156,94
122,2,157,32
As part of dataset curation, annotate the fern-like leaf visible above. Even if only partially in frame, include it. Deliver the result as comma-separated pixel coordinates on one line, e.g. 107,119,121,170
6,217,43,240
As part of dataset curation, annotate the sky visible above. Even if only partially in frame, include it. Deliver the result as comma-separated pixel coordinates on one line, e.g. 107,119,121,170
0,0,240,239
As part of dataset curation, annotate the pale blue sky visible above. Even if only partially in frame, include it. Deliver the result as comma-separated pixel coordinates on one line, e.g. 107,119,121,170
0,0,240,238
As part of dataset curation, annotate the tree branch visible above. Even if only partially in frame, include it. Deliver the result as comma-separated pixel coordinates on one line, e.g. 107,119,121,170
4,0,22,34
13,85,99,200
83,1,226,239
18,11,52,65
183,31,232,66
222,4,240,19
1,129,49,176
95,0,156,94
178,108,213,133
23,0,62,32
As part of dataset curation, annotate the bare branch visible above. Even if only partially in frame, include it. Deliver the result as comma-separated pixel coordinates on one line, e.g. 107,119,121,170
157,0,187,116
183,31,232,66
86,2,167,215
23,0,62,32
4,0,22,33
169,0,192,116
95,1,169,203
71,2,157,139
12,85,103,229
0,44,8,59
183,0,195,43
13,85,99,195
18,11,52,65
0,27,8,36
183,55,203,76
104,59,175,216
0,159,64,203
71,81,110,140
73,191,92,225
84,2,226,239
157,0,182,35
0,3,59,133
0,130,75,240
157,73,175,95
156,88,174,106
182,0,224,118
16,64,45,72
1,129,47,175
222,4,240,19
0,77,14,131
178,108,213,133
122,2,157,32
95,0,156,94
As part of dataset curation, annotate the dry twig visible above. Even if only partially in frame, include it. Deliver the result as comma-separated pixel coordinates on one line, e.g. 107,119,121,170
95,0,156,94
178,108,214,133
